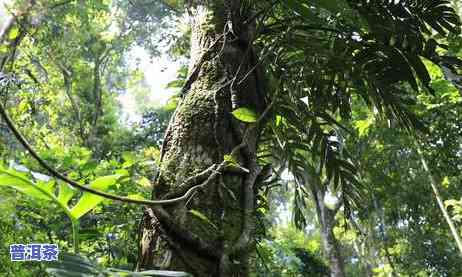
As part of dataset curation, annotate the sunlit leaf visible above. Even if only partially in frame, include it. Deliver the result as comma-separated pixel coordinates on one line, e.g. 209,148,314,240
232,107,258,123
122,152,137,168
223,154,238,165
137,176,152,188
8,26,19,40
57,183,76,206
0,168,53,201
70,175,120,219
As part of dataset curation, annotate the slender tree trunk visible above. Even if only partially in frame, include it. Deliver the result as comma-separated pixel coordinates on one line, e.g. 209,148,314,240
416,144,462,256
352,239,374,277
311,185,346,277
373,197,399,277
137,1,265,276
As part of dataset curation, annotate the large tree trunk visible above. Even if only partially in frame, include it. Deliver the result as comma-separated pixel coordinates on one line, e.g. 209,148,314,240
137,1,265,276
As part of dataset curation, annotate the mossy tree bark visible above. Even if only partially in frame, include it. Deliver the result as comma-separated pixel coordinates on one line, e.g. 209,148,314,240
137,1,265,276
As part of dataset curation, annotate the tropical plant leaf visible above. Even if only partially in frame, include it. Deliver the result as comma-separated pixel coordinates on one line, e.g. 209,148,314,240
57,183,76,206
70,175,120,219
0,167,53,201
232,107,258,123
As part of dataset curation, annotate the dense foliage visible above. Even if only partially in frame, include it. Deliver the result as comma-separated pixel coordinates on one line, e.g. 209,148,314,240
0,0,461,276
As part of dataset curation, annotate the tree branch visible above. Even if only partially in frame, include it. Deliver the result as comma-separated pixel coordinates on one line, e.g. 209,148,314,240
146,207,221,261
0,99,231,206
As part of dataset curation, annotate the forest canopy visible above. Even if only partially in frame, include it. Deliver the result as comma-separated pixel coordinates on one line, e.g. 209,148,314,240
0,0,462,276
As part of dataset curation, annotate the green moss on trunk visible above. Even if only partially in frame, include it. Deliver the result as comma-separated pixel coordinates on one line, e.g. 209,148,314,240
137,1,264,276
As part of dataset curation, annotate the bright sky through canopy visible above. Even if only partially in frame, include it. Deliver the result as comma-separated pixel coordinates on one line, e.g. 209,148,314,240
118,46,182,123
129,46,182,105
0,0,10,27
1,0,181,124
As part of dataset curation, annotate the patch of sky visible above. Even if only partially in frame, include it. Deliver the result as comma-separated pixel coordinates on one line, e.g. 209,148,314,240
118,45,184,123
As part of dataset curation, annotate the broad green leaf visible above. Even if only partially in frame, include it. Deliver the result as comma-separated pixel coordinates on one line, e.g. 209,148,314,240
37,180,55,195
189,209,218,230
70,175,120,219
115,168,130,176
57,183,76,206
232,107,258,123
0,169,53,201
81,161,98,172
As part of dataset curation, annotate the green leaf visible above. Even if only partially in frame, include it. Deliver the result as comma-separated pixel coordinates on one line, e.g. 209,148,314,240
8,26,19,40
223,154,237,165
354,118,373,137
0,44,8,54
406,54,433,93
137,176,152,188
232,107,258,123
442,176,450,188
70,175,120,219
165,97,179,111
189,209,218,230
37,180,55,196
57,183,76,206
275,115,283,126
165,79,184,89
115,168,130,176
0,168,53,201
122,152,137,168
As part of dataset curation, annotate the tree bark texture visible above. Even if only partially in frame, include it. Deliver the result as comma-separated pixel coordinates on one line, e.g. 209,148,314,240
311,185,346,277
137,1,265,276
